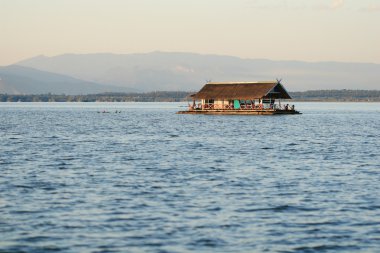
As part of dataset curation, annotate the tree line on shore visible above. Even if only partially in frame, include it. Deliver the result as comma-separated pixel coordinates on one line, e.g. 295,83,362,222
290,90,380,102
1,90,380,102
0,91,192,102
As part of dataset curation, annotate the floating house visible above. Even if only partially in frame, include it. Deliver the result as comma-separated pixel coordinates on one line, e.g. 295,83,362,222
177,81,300,115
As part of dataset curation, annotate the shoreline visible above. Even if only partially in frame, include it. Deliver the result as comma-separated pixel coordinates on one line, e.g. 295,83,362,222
2,90,380,103
1,100,380,103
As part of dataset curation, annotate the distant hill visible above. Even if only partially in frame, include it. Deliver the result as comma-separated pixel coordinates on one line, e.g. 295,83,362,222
16,52,380,92
0,65,134,95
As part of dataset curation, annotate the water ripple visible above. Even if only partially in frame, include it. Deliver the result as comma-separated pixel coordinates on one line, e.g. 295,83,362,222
0,102,379,252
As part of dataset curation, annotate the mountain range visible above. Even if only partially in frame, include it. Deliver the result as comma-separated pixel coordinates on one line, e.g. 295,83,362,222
0,65,134,95
1,52,379,94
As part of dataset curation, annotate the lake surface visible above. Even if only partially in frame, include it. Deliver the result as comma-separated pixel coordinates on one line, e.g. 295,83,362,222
1,102,379,253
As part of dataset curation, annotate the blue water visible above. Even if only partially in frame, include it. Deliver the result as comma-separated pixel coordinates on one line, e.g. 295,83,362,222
1,102,379,252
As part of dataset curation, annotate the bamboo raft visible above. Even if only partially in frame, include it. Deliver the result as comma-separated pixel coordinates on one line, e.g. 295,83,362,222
177,108,300,115
177,81,301,115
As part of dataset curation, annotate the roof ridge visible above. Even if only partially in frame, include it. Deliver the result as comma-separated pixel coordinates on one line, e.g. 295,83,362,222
207,81,277,85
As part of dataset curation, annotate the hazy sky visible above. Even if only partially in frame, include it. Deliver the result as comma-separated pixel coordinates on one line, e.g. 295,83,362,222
1,0,380,65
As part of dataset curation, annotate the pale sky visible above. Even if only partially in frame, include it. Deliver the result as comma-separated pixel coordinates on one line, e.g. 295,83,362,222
1,0,380,65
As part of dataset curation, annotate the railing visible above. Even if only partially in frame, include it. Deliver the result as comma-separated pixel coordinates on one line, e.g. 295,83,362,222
203,103,234,110
189,103,296,111
275,104,295,111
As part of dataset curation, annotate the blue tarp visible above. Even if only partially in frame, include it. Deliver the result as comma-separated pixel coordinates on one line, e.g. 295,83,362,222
234,100,240,109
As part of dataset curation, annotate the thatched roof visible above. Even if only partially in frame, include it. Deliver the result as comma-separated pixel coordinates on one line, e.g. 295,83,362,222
193,81,292,100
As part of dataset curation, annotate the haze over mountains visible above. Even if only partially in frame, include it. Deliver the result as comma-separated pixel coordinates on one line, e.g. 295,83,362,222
0,65,134,95
1,52,379,94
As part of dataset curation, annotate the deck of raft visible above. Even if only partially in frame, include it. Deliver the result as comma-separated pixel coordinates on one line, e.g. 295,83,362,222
177,109,301,115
